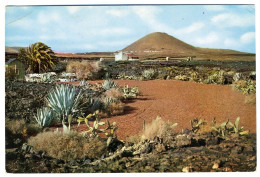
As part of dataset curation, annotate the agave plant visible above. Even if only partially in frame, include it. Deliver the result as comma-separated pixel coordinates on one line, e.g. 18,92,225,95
35,107,53,128
103,79,118,90
46,84,82,123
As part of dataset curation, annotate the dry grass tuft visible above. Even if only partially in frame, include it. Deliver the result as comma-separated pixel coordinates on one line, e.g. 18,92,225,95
104,88,124,100
141,116,177,143
244,94,256,105
5,119,41,138
6,119,27,135
126,135,141,144
106,102,125,116
28,131,106,161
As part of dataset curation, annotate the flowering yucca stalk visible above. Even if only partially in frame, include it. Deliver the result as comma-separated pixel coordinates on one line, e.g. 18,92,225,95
46,84,82,123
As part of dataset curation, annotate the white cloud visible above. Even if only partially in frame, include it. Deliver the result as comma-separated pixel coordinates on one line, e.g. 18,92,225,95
204,5,226,11
6,35,33,41
132,6,172,32
38,33,67,41
175,22,204,35
98,40,133,47
224,38,238,47
106,9,129,17
211,13,254,27
222,32,255,48
195,32,219,45
83,44,96,50
99,27,132,36
67,6,81,14
240,32,255,44
7,18,33,29
37,12,61,24
132,6,161,19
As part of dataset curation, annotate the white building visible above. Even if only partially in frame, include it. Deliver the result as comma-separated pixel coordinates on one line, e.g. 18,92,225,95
114,51,139,61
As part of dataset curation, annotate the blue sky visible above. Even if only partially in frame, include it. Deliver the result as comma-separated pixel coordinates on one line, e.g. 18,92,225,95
5,5,255,53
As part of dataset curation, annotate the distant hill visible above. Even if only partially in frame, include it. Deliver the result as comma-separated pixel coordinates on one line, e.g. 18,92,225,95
122,32,255,61
5,46,27,53
123,32,197,54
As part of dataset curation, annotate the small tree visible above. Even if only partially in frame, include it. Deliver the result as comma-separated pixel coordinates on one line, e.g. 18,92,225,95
18,48,27,63
18,42,58,73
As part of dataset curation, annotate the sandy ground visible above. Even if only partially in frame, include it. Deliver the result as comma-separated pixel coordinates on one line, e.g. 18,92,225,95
66,80,256,141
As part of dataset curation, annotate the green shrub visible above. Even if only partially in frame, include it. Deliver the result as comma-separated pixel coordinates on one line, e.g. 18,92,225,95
28,131,106,161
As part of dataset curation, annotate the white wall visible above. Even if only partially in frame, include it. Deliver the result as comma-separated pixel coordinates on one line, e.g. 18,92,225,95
115,51,128,61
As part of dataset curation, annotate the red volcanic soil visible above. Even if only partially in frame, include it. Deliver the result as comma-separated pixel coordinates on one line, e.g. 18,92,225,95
64,80,256,141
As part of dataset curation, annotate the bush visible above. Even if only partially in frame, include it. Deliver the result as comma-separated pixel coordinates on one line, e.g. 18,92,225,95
103,79,118,90
6,118,42,147
244,94,256,105
106,102,125,116
104,88,124,100
6,119,27,136
142,69,157,80
28,131,106,161
232,80,256,94
126,135,141,145
122,85,140,99
66,61,101,80
6,119,41,137
5,67,17,81
101,97,125,116
141,116,177,143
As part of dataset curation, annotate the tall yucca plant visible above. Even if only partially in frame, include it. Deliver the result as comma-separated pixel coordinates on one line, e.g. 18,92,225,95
25,42,57,73
46,84,82,123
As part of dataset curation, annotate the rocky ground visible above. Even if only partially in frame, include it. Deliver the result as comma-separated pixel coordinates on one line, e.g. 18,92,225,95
5,60,256,173
5,81,56,121
6,132,256,173
103,60,255,80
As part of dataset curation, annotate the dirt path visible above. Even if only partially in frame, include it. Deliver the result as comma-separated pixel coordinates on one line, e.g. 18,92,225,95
73,80,256,141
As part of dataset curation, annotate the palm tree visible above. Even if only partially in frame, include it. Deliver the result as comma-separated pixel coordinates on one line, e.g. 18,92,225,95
21,42,58,73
